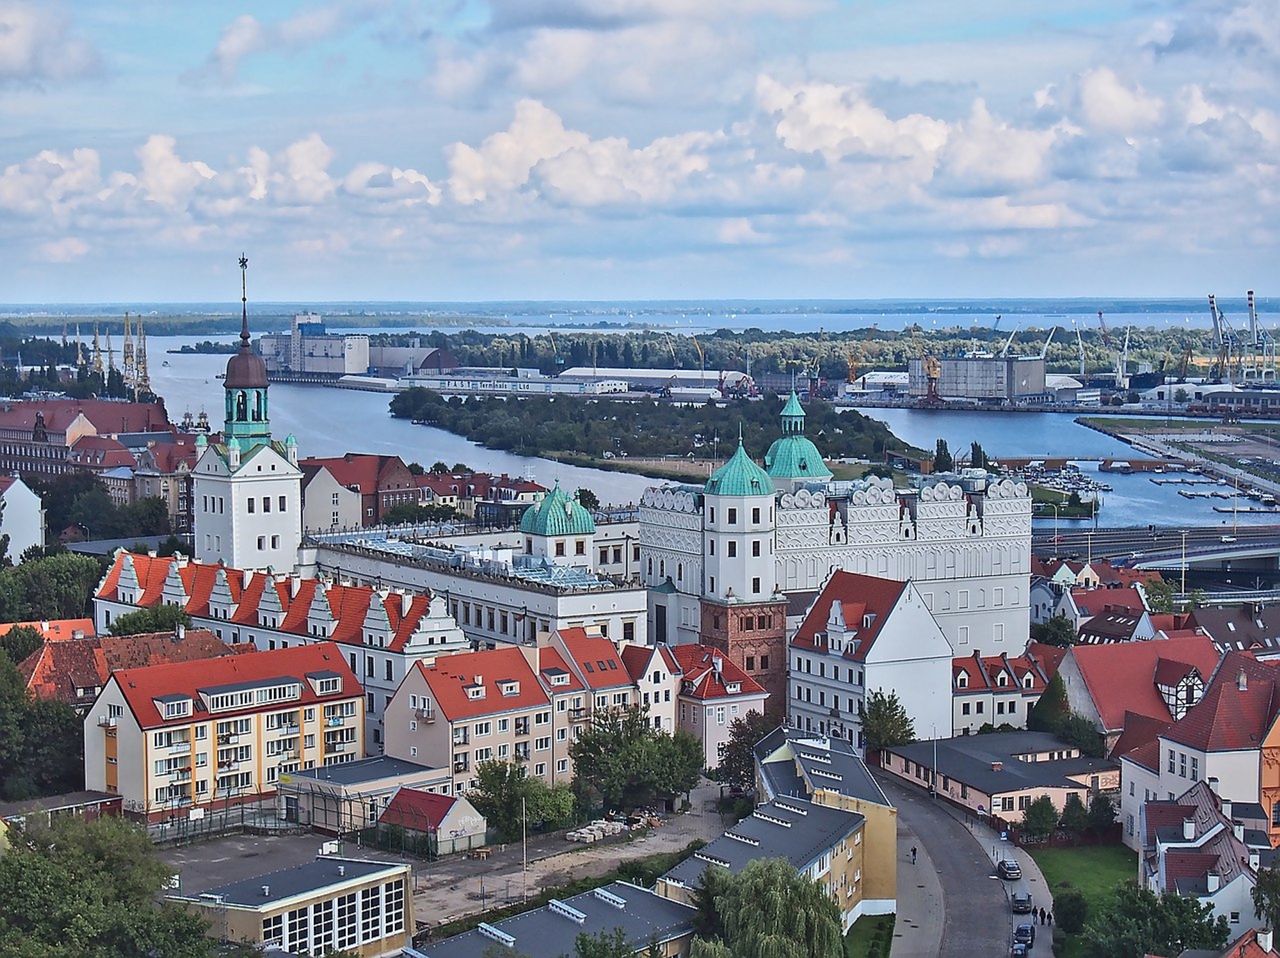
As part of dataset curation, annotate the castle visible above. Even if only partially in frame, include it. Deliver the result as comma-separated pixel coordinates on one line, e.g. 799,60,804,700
638,393,1032,712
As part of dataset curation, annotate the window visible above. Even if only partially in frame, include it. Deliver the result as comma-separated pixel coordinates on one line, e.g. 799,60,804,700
385,660,393,682
263,915,284,947
751,507,760,523
728,541,737,558
1180,753,1187,777
727,508,737,524
279,495,287,512
257,536,266,550
752,540,761,557
360,886,381,941
262,496,271,513
752,577,761,594
247,498,255,514
271,535,279,549
1168,749,1176,773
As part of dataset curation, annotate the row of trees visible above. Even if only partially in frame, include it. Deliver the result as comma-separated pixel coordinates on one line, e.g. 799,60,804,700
0,551,104,623
29,473,171,541
0,649,83,800
1019,792,1115,842
390,390,914,462
1059,883,1230,957
932,439,990,472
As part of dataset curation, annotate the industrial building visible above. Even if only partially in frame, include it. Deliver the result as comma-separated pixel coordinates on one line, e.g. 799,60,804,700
908,355,1047,403
559,366,751,393
400,367,626,397
260,315,455,380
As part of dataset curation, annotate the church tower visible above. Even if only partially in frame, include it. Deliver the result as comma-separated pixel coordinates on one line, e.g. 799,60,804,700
192,254,302,571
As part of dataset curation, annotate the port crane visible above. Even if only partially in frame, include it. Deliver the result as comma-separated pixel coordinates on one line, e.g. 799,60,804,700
691,335,706,387
1207,294,1243,383
1073,322,1086,377
1114,326,1132,390
1039,326,1057,359
1245,289,1276,381
998,324,1019,358
1096,310,1110,346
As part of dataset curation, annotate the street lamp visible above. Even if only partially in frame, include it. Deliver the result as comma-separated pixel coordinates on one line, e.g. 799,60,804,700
1181,530,1189,595
1050,504,1060,556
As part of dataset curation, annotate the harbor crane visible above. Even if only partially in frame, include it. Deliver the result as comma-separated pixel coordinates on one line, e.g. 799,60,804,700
1039,326,1057,359
1074,322,1086,376
1207,294,1243,382
1097,310,1110,346
1115,326,1132,390
998,324,1019,358
1246,289,1276,381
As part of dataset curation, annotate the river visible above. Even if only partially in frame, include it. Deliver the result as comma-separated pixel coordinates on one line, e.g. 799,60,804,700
147,336,1267,526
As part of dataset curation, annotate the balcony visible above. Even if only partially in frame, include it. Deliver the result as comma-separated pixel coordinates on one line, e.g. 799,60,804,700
217,733,240,746
326,741,349,753
169,740,192,755
325,716,347,728
452,731,470,746
568,707,590,722
453,760,469,774
415,707,436,723
514,720,530,737
97,715,117,728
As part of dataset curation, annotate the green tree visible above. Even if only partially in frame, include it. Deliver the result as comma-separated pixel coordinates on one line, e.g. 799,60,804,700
0,624,43,664
1059,793,1089,836
969,441,988,469
1087,792,1116,835
573,928,632,958
1028,673,1069,731
689,940,734,958
1174,387,1189,403
716,858,843,958
430,461,450,473
108,603,192,637
1029,615,1075,648
0,552,104,621
0,651,82,799
570,706,704,811
690,864,731,940
1081,883,1229,958
406,461,425,475
862,689,915,760
1056,714,1105,758
933,438,953,472
1021,795,1058,841
716,709,773,792
1055,887,1088,933
1253,865,1280,937
0,815,216,957
469,761,574,842
1143,576,1178,614
576,488,601,511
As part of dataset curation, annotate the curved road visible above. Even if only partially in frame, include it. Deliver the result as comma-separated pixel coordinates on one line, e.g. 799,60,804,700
878,775,1013,957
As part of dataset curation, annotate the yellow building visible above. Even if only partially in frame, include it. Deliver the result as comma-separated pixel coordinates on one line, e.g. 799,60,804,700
169,856,411,957
83,643,364,823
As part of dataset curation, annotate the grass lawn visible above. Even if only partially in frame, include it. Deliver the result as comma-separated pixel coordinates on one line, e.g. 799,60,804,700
844,914,895,958
1030,844,1136,957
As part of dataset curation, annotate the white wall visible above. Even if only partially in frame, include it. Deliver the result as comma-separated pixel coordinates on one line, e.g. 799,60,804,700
302,467,361,532
1120,756,1162,852
1,478,43,558
194,444,303,571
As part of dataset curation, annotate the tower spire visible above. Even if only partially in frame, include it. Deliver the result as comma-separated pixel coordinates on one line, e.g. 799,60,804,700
75,324,84,367
91,324,103,374
105,328,114,371
239,253,250,353
122,311,135,391
136,315,150,394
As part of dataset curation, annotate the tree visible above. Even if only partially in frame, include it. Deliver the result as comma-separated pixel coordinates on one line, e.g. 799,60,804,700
0,552,105,621
933,439,953,472
1055,887,1088,933
716,710,774,792
1174,387,1189,403
715,858,843,958
0,815,217,957
1253,865,1280,937
1056,714,1105,758
108,603,192,637
1028,674,1069,731
1081,883,1229,958
1029,615,1075,648
468,761,575,842
576,488,600,511
690,864,731,940
573,928,632,958
689,940,734,958
0,651,82,800
969,441,988,470
451,462,471,473
1143,576,1179,614
429,461,450,474
1087,792,1115,835
862,689,915,759
1059,793,1089,836
0,624,43,664
570,706,704,811
1021,795,1058,841
406,461,425,475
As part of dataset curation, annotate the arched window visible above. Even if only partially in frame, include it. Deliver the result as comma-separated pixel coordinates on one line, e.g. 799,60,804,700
235,391,247,420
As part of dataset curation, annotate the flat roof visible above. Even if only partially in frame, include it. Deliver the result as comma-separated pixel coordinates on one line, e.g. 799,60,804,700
283,756,443,787
176,857,405,909
660,797,863,889
419,881,696,958
887,730,1118,797
0,790,120,818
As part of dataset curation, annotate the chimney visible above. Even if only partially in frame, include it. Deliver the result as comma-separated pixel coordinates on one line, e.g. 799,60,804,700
261,884,270,897
991,761,1003,773
1234,820,1245,842
1258,929,1273,952
402,592,413,617
337,864,345,877
1239,670,1249,692
1221,797,1232,820
176,623,185,641
474,674,483,685
1184,818,1196,840
1208,776,1220,795
1207,870,1220,893
1251,849,1262,871
712,653,723,675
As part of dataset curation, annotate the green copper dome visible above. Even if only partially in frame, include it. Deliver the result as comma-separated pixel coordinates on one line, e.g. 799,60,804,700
764,392,832,481
704,440,773,497
519,481,596,536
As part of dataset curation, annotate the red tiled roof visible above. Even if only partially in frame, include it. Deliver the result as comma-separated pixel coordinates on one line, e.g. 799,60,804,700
68,435,136,469
378,788,456,832
556,627,631,690
1163,850,1218,889
1065,636,1221,731
619,643,681,684
300,453,412,496
791,571,909,662
1071,586,1148,617
670,644,765,701
1110,712,1172,761
1217,929,1277,957
19,629,238,706
1124,737,1163,773
0,618,95,642
0,398,170,436
536,647,585,694
111,642,359,729
953,651,1047,694
1025,642,1067,681
1163,652,1280,753
96,552,436,653
416,647,547,722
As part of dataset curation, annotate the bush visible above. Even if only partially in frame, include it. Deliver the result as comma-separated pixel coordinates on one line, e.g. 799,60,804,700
1056,887,1089,933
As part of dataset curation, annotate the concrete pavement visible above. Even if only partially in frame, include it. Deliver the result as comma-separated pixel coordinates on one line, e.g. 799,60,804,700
878,775,1011,958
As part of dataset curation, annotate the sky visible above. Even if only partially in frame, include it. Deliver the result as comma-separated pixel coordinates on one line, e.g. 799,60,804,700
1,0,1278,302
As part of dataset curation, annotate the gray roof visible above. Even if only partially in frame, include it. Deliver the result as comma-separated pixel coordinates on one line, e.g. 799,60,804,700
660,797,863,889
418,881,696,958
887,731,1118,798
176,857,404,909
754,726,891,808
0,789,119,819
198,675,298,696
284,755,442,787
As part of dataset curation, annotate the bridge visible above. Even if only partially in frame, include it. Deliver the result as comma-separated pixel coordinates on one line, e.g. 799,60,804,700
1033,525,1280,572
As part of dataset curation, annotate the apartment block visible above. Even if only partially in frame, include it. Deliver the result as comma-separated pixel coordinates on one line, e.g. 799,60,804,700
670,644,768,769
84,643,364,822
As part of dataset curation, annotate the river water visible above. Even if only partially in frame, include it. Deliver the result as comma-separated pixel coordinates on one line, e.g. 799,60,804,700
146,335,1269,526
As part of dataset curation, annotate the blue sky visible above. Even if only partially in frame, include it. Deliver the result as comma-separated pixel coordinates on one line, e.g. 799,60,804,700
2,0,1278,302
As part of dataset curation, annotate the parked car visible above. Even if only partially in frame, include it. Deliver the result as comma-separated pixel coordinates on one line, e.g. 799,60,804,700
1014,923,1036,948
1010,944,1029,957
1011,892,1033,914
997,859,1023,880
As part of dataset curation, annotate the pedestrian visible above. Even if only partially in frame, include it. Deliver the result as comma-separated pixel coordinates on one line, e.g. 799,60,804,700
911,845,918,865
1048,911,1054,928
1038,907,1045,925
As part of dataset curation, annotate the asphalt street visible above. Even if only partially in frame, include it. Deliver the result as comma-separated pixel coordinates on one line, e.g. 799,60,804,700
879,775,1015,958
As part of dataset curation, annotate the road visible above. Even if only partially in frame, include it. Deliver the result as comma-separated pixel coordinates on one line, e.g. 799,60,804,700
1034,523,1280,560
878,775,1014,958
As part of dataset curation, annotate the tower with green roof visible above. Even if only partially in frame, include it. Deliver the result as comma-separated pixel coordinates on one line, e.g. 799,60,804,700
520,480,596,565
763,391,832,490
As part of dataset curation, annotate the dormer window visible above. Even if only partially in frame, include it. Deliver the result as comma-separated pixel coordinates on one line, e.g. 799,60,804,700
500,681,520,697
1023,674,1034,689
550,673,568,686
996,674,1008,687
956,674,968,689
317,678,339,695
726,682,741,694
161,698,192,719
466,685,485,700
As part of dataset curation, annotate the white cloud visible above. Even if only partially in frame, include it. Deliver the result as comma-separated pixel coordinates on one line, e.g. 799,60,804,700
446,100,589,204
0,2,98,82
1077,67,1163,135
35,236,87,262
938,100,1062,194
198,3,374,83
342,161,441,206
716,217,766,244
208,14,266,82
136,135,216,209
0,147,100,216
